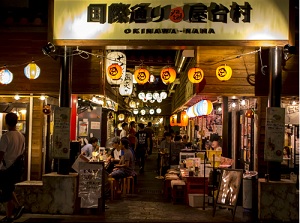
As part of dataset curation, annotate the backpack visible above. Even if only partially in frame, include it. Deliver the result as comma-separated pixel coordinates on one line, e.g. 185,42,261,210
3,153,25,183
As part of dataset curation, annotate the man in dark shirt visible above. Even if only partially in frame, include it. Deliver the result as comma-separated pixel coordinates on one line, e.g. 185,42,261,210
135,123,150,174
144,122,154,155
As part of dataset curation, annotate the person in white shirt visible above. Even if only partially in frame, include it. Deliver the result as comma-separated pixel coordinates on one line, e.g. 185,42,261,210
120,122,128,139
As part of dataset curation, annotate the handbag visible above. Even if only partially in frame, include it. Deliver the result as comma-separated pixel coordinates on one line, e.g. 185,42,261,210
3,153,25,183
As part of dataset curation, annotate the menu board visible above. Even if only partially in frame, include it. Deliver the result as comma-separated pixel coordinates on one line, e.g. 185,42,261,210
264,107,285,162
52,107,71,159
78,162,104,208
213,169,243,221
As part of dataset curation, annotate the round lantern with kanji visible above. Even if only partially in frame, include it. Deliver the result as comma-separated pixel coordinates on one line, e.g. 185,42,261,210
160,67,176,84
188,67,204,83
134,68,150,85
107,64,122,80
170,114,178,126
216,65,232,81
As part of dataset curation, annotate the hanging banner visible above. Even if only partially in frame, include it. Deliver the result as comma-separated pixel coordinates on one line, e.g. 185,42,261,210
52,107,71,159
119,72,133,96
264,107,285,162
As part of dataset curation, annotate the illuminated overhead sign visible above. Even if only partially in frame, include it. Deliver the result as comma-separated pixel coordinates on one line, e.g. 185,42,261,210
53,0,289,42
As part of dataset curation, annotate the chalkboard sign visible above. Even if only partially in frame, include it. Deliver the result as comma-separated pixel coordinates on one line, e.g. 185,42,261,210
213,168,243,221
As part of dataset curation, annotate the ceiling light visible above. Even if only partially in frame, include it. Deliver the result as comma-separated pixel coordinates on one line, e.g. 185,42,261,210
39,95,46,100
232,101,237,108
14,95,20,100
240,99,246,106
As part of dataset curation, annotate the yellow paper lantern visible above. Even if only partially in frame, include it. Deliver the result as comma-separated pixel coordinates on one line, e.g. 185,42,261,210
188,67,204,83
216,65,232,81
160,67,176,84
134,68,150,85
107,64,122,80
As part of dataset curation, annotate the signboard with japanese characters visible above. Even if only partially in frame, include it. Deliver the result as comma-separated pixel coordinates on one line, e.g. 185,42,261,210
52,107,71,159
264,107,285,162
53,0,289,42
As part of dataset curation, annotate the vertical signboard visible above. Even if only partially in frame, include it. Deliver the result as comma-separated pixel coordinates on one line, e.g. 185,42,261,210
78,162,104,209
52,107,71,159
264,107,285,162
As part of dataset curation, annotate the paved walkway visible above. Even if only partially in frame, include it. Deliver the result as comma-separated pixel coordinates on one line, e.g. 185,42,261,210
2,153,256,223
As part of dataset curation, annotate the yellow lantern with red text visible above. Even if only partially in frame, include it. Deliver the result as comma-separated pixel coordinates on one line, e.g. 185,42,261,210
134,68,150,85
216,65,232,81
160,67,176,84
107,64,122,80
188,67,204,83
180,111,189,126
170,114,177,126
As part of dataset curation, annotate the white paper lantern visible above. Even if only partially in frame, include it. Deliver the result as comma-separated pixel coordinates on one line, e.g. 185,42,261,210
129,100,136,108
119,72,133,96
133,109,139,115
156,108,162,114
146,92,153,100
153,92,159,100
160,91,167,99
149,109,155,114
140,109,146,115
138,92,145,100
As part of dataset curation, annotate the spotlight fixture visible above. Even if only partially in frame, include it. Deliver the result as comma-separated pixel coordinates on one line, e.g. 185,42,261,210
14,95,20,100
39,95,46,100
42,42,56,55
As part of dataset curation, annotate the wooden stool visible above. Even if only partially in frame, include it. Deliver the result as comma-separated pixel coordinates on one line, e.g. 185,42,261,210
108,177,119,200
171,180,186,204
122,176,135,195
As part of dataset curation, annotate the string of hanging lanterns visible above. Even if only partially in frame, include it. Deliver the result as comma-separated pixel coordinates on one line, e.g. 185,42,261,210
137,91,167,103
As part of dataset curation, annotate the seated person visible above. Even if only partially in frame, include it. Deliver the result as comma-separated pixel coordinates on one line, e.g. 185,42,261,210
109,137,136,181
80,137,99,159
211,140,222,152
106,137,122,173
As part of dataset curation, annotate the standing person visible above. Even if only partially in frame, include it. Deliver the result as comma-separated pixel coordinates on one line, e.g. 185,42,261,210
144,122,154,155
80,137,99,159
158,132,176,175
120,122,129,139
128,121,136,150
0,113,25,222
135,123,150,174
